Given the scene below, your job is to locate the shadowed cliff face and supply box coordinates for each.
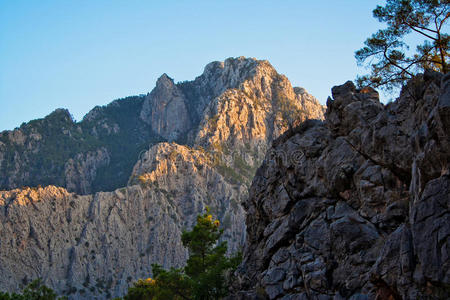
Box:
[232,71,450,300]
[0,57,324,299]
[140,73,192,142]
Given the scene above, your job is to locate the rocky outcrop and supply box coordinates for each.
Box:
[129,142,248,255]
[140,74,192,141]
[0,57,324,299]
[234,71,449,299]
[64,148,110,195]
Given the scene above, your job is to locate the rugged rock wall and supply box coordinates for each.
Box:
[234,71,449,299]
[140,73,192,141]
[0,185,185,299]
[0,57,324,299]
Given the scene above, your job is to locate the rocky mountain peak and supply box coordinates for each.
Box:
[202,56,261,77]
[48,108,73,121]
[140,56,324,145]
[140,72,192,141]
[155,73,175,88]
[197,57,276,94]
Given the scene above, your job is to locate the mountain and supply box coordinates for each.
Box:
[231,71,449,299]
[0,58,323,195]
[0,57,325,299]
[0,98,160,194]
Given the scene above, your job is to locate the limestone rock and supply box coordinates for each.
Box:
[234,72,450,299]
[0,57,324,299]
[140,74,192,141]
[64,148,110,195]
[0,185,187,299]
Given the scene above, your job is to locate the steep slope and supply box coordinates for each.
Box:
[0,57,323,196]
[0,57,325,299]
[0,97,161,194]
[233,71,449,299]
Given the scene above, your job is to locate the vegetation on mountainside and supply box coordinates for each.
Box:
[121,209,241,300]
[0,211,241,300]
[0,96,162,193]
[277,97,307,129]
[356,0,449,92]
[0,279,67,300]
[84,97,163,192]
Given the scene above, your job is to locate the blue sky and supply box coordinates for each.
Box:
[0,0,386,131]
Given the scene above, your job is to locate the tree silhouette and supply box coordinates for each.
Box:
[0,279,67,300]
[356,0,449,91]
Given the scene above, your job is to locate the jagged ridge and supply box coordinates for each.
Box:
[232,71,450,299]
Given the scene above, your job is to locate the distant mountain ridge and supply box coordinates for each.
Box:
[0,96,158,194]
[0,57,324,195]
[0,57,324,299]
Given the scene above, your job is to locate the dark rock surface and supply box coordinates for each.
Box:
[234,72,450,299]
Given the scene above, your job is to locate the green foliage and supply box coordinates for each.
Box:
[122,208,241,300]
[85,97,163,192]
[0,279,67,300]
[0,96,163,193]
[356,0,449,92]
[123,278,160,300]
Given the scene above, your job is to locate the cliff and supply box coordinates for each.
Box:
[0,57,324,299]
[233,71,449,299]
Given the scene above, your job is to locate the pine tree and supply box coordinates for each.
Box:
[122,208,241,300]
[355,0,449,92]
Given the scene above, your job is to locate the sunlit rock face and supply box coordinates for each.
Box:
[0,57,324,299]
[231,71,450,300]
[0,57,323,195]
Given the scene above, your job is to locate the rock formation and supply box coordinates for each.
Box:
[233,71,449,299]
[0,57,324,299]
[140,73,192,141]
[0,57,324,196]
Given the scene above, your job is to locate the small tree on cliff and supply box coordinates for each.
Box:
[123,208,241,300]
[355,0,449,91]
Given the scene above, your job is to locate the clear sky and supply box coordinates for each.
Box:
[0,0,386,131]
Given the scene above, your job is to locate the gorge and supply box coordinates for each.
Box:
[0,57,324,299]
[0,58,448,300]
